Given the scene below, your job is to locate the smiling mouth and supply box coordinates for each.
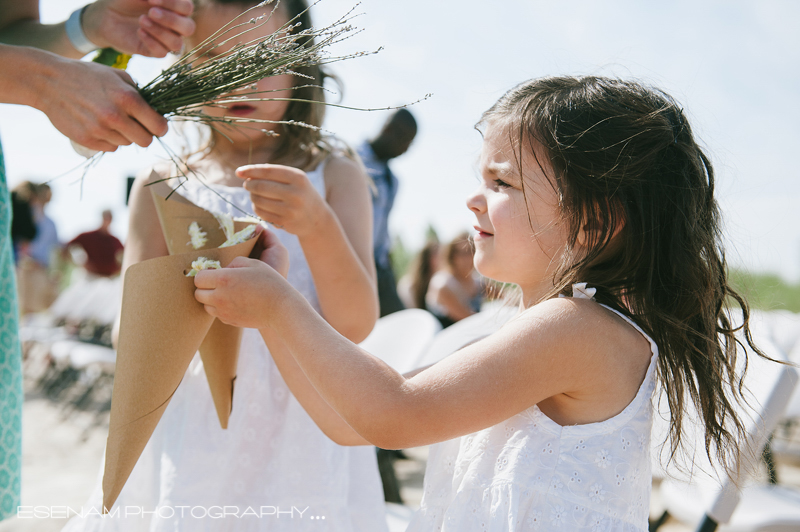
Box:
[474,226,494,237]
[226,104,257,116]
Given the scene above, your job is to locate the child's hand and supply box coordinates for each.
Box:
[252,225,289,279]
[194,257,289,329]
[237,164,332,239]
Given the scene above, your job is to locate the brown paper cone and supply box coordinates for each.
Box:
[149,176,253,429]
[103,216,257,512]
[198,319,242,429]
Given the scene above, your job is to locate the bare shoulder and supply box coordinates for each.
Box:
[507,296,653,392]
[321,151,369,192]
[519,297,654,424]
[518,297,649,352]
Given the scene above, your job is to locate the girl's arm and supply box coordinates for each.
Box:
[195,261,644,450]
[260,324,371,446]
[238,154,378,342]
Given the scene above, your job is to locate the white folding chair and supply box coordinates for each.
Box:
[654,335,799,532]
[415,303,518,369]
[358,309,442,374]
[68,344,117,411]
[385,502,415,532]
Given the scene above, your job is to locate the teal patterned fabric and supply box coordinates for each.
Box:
[0,138,22,521]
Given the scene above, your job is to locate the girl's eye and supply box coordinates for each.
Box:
[494,179,511,189]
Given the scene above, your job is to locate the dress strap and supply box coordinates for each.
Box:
[563,283,659,359]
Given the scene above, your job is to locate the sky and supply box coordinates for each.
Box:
[2,0,799,279]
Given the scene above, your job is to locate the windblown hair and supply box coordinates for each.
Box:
[479,76,766,474]
[198,0,333,167]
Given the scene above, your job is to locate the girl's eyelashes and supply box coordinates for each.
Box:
[493,178,512,189]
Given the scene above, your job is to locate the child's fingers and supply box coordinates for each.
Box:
[250,199,288,226]
[256,229,290,278]
[243,177,292,201]
[193,270,217,290]
[236,164,300,185]
[227,256,260,269]
[194,287,214,306]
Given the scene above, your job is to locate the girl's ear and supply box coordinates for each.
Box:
[576,200,626,250]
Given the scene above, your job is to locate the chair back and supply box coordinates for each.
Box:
[415,303,517,368]
[358,309,442,374]
[657,334,798,526]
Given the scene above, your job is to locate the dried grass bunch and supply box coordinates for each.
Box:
[139,0,370,134]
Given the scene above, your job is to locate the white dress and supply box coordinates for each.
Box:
[406,285,658,532]
[63,161,388,532]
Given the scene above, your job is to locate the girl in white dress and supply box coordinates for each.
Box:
[194,76,769,531]
[64,1,387,530]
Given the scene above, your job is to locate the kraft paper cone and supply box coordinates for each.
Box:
[198,319,242,429]
[103,179,258,511]
[149,175,251,430]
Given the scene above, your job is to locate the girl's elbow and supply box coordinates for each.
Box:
[346,318,377,344]
[354,408,416,450]
[339,305,379,344]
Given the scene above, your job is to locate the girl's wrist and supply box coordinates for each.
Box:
[296,203,337,246]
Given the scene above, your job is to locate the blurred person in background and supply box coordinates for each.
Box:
[358,109,418,317]
[17,182,61,314]
[397,237,440,310]
[65,209,123,278]
[0,0,195,521]
[9,180,37,263]
[426,231,484,328]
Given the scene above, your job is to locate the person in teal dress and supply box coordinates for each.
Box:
[0,138,23,521]
[0,0,196,520]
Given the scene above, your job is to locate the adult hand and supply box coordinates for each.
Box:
[34,54,168,152]
[237,164,333,239]
[83,0,195,58]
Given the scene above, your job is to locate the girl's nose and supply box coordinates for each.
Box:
[466,186,486,214]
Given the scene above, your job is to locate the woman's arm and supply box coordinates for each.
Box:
[195,262,637,450]
[0,44,167,151]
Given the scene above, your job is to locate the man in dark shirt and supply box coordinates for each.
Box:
[67,209,123,277]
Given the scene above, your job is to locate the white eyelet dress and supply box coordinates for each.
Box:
[63,162,388,532]
[406,284,659,532]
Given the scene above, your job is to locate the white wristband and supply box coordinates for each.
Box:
[65,6,99,55]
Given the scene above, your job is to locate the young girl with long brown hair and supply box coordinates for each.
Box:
[195,75,766,531]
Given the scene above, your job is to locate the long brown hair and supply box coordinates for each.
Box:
[479,76,767,474]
